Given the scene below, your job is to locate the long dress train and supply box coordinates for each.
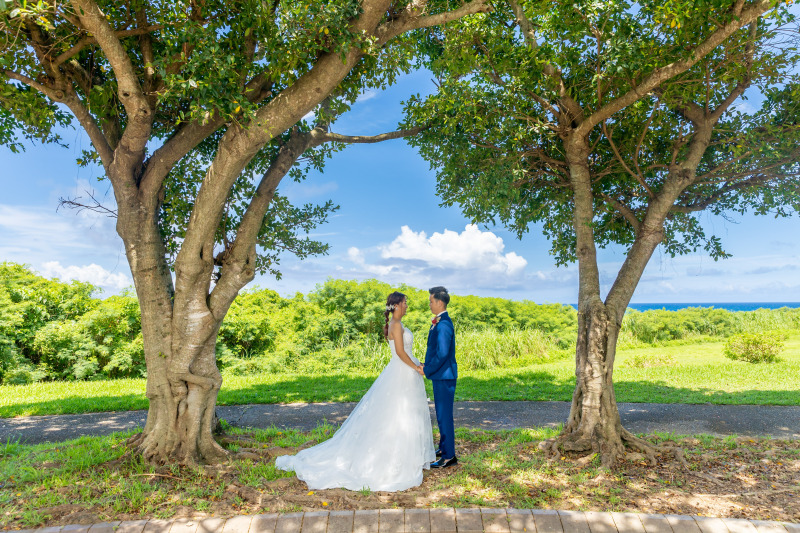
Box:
[275,325,435,491]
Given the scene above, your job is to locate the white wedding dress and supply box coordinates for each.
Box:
[275,325,435,491]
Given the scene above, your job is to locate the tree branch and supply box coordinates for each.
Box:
[508,0,537,46]
[62,92,115,168]
[710,23,758,123]
[671,174,779,212]
[310,126,424,144]
[601,121,653,197]
[508,0,576,120]
[134,8,158,108]
[138,75,273,204]
[377,0,492,45]
[58,189,118,218]
[601,194,642,233]
[208,121,424,315]
[70,0,152,160]
[633,95,662,183]
[51,24,166,67]
[579,0,777,135]
[208,129,311,318]
[3,69,55,97]
[658,87,707,126]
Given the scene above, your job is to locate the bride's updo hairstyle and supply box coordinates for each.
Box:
[383,291,406,341]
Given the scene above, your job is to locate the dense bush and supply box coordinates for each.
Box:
[619,306,800,347]
[723,331,787,363]
[0,262,98,384]
[2,263,799,383]
[620,307,737,345]
[30,294,145,381]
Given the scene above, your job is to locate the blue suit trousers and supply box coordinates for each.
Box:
[432,378,457,459]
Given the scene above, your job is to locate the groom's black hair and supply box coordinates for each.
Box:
[429,286,450,306]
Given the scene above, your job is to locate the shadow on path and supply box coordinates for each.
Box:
[1,401,797,444]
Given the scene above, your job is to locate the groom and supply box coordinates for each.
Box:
[423,286,458,468]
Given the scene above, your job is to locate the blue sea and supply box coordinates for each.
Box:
[626,302,800,312]
[564,302,800,311]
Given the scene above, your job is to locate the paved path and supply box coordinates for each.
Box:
[2,401,799,444]
[3,508,798,533]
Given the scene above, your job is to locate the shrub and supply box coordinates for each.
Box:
[723,331,786,363]
[30,295,144,381]
[621,307,737,344]
[733,308,800,333]
[218,288,283,358]
[0,262,97,360]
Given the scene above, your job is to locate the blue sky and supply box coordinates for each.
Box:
[1,68,799,304]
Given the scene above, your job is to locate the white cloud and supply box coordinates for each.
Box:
[0,204,118,263]
[0,203,129,294]
[380,225,527,275]
[356,89,379,103]
[344,225,529,291]
[40,261,132,292]
[347,246,364,263]
[731,100,757,115]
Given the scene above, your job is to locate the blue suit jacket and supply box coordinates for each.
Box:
[424,312,457,381]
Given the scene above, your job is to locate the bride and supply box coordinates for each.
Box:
[274,291,436,491]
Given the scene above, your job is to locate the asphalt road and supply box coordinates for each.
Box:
[1,401,798,444]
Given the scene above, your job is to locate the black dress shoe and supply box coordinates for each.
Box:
[430,456,458,468]
[435,449,443,458]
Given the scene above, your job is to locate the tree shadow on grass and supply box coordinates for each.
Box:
[0,394,148,418]
[219,369,800,406]
[3,369,798,420]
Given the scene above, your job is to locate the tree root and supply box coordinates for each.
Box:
[539,426,691,468]
[126,433,144,447]
[537,437,562,458]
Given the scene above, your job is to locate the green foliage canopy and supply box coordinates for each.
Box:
[403,0,800,265]
[0,0,490,282]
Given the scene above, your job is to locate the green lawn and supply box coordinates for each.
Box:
[2,336,799,418]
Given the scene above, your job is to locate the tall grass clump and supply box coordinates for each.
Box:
[455,327,569,370]
[620,307,736,346]
[731,308,800,334]
[619,306,800,348]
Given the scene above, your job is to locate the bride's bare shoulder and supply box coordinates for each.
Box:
[387,319,403,340]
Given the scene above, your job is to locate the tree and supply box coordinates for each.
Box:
[404,0,799,465]
[0,0,490,464]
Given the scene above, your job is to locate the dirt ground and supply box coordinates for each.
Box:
[6,433,798,530]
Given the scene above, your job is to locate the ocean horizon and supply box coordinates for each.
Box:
[568,302,800,312]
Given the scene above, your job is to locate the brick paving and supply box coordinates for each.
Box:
[4,509,798,533]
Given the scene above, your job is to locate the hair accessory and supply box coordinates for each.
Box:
[386,304,395,312]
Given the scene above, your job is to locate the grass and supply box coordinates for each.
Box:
[1,335,799,418]
[1,426,798,528]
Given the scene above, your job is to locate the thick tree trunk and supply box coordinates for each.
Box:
[547,134,660,467]
[117,193,230,465]
[562,298,627,465]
